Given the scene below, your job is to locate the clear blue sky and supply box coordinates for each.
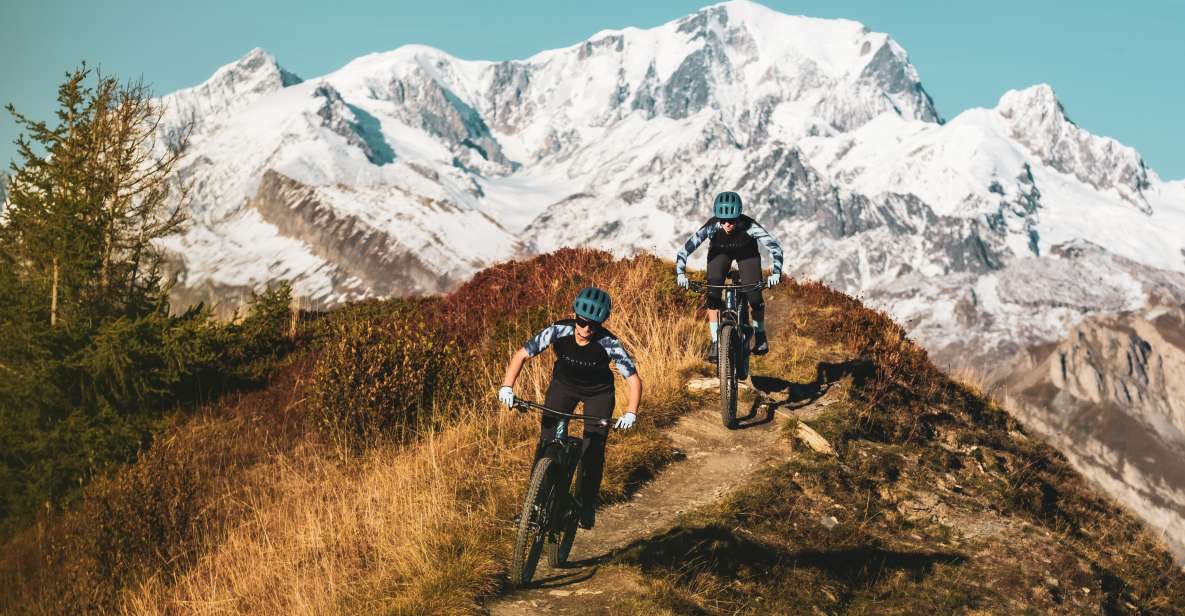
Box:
[2,0,1182,179]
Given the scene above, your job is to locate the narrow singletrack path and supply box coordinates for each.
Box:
[487,385,817,615]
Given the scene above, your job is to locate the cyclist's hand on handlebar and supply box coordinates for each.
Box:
[614,412,637,430]
[766,272,781,288]
[498,386,515,408]
[676,273,689,289]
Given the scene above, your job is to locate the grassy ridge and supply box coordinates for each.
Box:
[4,252,1183,614]
[610,281,1185,614]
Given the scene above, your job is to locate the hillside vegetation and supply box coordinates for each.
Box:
[610,280,1185,614]
[2,250,1183,614]
[1,250,702,614]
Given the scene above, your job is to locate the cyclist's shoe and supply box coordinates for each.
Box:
[512,513,521,526]
[752,331,769,355]
[705,340,718,362]
[579,504,596,530]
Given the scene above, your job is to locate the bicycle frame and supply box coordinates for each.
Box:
[688,273,764,365]
[511,397,612,523]
[507,396,617,584]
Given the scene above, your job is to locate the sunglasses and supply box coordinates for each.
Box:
[574,316,600,328]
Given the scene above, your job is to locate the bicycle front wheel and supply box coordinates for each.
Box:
[511,456,558,587]
[546,466,581,567]
[718,324,739,429]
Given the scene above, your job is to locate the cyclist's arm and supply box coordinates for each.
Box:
[523,322,571,357]
[747,221,784,273]
[600,337,641,415]
[675,220,717,276]
[624,373,642,415]
[500,347,530,389]
[503,323,570,387]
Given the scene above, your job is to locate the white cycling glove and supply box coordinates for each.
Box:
[614,412,637,430]
[676,273,689,289]
[766,272,781,287]
[498,386,515,408]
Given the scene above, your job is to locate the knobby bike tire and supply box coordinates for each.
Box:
[546,464,581,568]
[719,324,738,429]
[510,456,557,587]
[736,328,750,381]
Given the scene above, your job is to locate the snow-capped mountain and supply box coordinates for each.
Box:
[158,1,1183,311]
[159,1,952,308]
[154,1,1185,557]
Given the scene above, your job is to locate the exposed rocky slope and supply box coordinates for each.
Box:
[1000,304,1185,560]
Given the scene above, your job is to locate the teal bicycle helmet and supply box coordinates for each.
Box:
[713,191,743,220]
[573,286,612,323]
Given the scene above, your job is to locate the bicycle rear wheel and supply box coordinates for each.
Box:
[546,466,580,567]
[718,324,739,429]
[511,456,558,587]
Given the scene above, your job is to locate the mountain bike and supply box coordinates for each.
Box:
[688,273,766,429]
[508,397,613,587]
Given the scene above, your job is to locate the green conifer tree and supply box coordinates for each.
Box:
[0,66,194,533]
[2,65,190,328]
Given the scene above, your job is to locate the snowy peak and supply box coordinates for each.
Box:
[997,83,1066,126]
[996,84,1150,209]
[683,1,939,123]
[691,0,873,74]
[190,47,302,101]
[161,48,302,130]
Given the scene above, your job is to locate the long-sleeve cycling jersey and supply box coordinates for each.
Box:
[674,215,784,276]
[523,319,638,395]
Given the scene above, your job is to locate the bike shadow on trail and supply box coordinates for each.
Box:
[613,524,965,588]
[741,358,876,428]
[516,550,618,588]
[524,565,600,588]
[531,524,966,590]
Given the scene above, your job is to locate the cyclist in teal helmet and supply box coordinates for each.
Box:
[675,191,784,359]
[498,286,642,529]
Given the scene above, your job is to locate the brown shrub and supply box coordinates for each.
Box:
[438,248,619,343]
[306,304,468,449]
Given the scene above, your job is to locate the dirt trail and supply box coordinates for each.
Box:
[487,385,813,615]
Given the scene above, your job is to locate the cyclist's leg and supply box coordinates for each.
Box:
[575,388,614,528]
[705,251,732,346]
[533,379,581,463]
[738,255,769,353]
[738,255,764,324]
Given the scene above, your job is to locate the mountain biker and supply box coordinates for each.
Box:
[675,191,784,359]
[497,286,642,530]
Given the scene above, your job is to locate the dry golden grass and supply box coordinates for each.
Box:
[117,254,703,615]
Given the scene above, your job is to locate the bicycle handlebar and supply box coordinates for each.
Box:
[686,279,767,292]
[511,398,612,429]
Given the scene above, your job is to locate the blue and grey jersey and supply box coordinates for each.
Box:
[674,215,784,275]
[524,319,638,393]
